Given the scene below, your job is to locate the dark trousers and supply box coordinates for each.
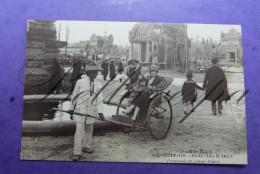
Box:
[103,74,107,80]
[211,100,223,113]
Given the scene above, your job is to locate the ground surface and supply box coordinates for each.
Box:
[21,71,247,163]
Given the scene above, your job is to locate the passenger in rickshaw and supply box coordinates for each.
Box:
[123,65,164,121]
[123,76,148,117]
[126,59,141,86]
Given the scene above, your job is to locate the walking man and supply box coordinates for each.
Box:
[70,57,84,90]
[203,58,230,115]
[109,60,116,80]
[117,59,124,82]
[69,62,105,161]
[101,59,109,81]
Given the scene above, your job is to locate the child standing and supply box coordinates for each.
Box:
[182,72,204,115]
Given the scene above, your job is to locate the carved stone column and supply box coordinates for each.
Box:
[129,42,133,59]
[138,43,142,62]
[165,43,168,70]
[174,43,177,70]
[146,42,150,62]
[151,42,154,63]
[235,52,238,63]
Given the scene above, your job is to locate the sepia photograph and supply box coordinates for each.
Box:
[20,20,247,164]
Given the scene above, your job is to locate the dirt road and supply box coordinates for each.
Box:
[21,72,247,163]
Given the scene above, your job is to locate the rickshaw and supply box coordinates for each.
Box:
[115,77,173,140]
[53,76,173,140]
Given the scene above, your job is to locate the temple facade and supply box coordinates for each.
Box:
[220,28,243,65]
[24,20,67,120]
[128,23,188,71]
[25,20,66,94]
[89,33,115,54]
[26,20,66,62]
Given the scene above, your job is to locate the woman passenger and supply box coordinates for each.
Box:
[123,65,164,121]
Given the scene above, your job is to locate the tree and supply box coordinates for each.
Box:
[97,36,104,49]
[84,41,92,58]
[80,47,84,55]
[101,43,109,55]
[112,45,120,55]
[107,34,114,46]
[158,39,165,63]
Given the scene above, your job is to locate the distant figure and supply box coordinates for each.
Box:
[182,72,204,115]
[101,59,109,81]
[109,60,116,80]
[48,57,63,94]
[126,60,141,86]
[95,55,98,63]
[117,60,124,82]
[91,55,95,61]
[70,58,84,90]
[203,58,230,115]
[117,60,124,74]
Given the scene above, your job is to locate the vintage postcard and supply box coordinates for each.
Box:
[21,20,247,164]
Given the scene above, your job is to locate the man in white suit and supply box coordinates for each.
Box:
[69,62,105,161]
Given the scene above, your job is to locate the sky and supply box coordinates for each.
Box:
[55,21,242,46]
[55,21,136,46]
[187,23,241,42]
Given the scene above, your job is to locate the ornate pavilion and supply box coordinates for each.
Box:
[128,23,188,71]
[220,28,243,65]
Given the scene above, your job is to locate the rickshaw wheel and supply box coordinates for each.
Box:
[147,94,173,140]
[116,94,135,133]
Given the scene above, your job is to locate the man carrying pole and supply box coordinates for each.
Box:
[68,62,105,161]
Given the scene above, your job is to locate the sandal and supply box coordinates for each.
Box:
[122,111,129,115]
[72,155,81,162]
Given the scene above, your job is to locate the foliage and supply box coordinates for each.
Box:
[189,36,225,62]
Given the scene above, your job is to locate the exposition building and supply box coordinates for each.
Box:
[220,28,243,65]
[128,23,188,71]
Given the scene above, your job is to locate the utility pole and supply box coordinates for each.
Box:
[57,21,62,66]
[185,23,188,74]
[58,21,61,41]
[64,21,69,67]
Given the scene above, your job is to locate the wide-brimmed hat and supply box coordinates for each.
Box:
[150,65,159,73]
[85,61,103,71]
